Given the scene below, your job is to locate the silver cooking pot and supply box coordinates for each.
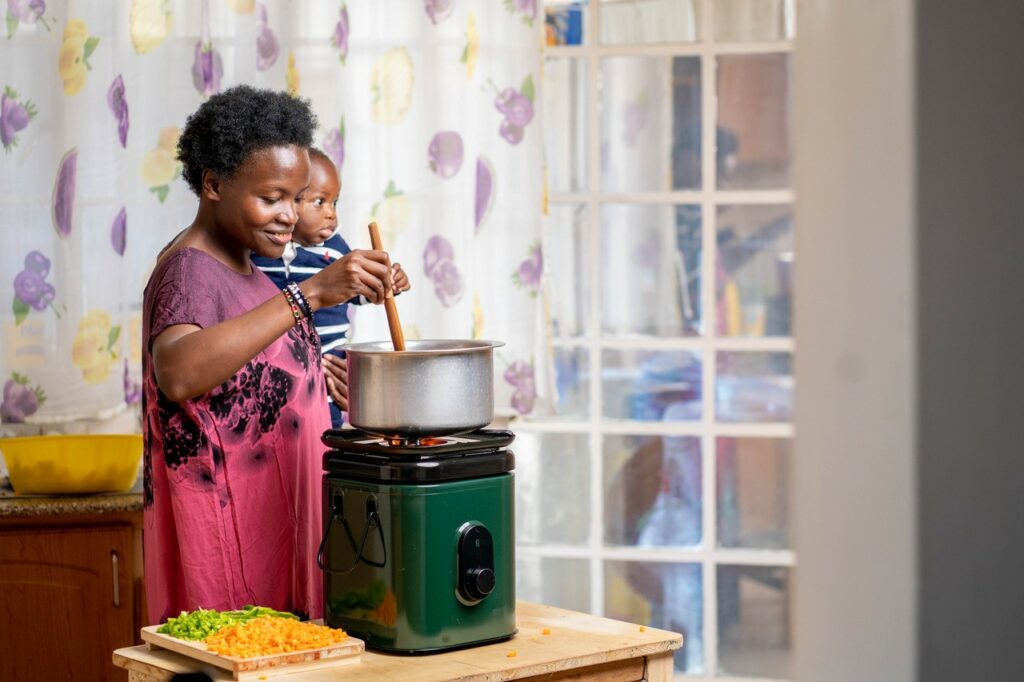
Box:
[345,339,504,439]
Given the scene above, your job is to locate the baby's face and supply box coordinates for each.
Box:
[294,157,340,246]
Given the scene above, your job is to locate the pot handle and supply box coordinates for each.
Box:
[317,492,388,575]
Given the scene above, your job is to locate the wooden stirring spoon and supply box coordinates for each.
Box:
[368,221,406,351]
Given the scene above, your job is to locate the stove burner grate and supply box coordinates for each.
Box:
[321,428,515,458]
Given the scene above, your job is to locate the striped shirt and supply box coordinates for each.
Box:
[252,233,359,356]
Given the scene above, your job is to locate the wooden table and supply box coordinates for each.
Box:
[113,601,682,681]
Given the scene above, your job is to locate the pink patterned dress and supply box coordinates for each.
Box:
[142,247,328,623]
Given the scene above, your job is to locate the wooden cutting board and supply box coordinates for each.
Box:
[140,625,363,680]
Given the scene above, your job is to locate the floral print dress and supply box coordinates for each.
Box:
[141,247,328,623]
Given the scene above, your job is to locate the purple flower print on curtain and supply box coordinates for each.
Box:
[493,74,535,145]
[333,5,349,64]
[107,75,129,147]
[123,360,141,405]
[475,156,495,232]
[423,236,465,308]
[512,242,542,294]
[256,3,278,70]
[6,0,51,38]
[0,372,47,423]
[504,360,536,414]
[323,117,345,172]
[110,207,126,256]
[12,250,58,326]
[504,0,537,27]
[52,147,76,238]
[428,130,463,178]
[192,41,222,97]
[425,0,454,25]
[1,86,36,151]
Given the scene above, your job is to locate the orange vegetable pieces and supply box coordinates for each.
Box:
[506,650,517,658]
[203,616,347,658]
[541,628,551,635]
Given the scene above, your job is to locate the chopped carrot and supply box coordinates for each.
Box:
[507,650,517,658]
[639,625,647,632]
[204,616,347,658]
[541,628,551,635]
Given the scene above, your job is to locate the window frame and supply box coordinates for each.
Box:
[518,1,796,680]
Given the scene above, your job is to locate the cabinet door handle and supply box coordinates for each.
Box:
[110,550,120,607]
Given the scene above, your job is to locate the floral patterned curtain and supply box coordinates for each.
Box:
[1,0,548,428]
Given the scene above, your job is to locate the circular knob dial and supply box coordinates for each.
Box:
[465,567,495,601]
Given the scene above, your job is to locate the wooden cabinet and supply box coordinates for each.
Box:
[0,511,144,682]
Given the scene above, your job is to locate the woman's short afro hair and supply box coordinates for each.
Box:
[177,85,317,195]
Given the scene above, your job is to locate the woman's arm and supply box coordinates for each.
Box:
[153,249,391,401]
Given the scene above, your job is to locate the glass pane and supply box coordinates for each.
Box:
[600,204,702,337]
[544,57,588,192]
[514,432,590,546]
[605,561,704,674]
[717,205,794,337]
[602,350,702,421]
[553,346,589,418]
[716,54,792,190]
[714,0,796,42]
[518,556,590,612]
[546,204,589,337]
[600,0,701,45]
[717,438,790,549]
[716,352,792,422]
[602,57,702,192]
[717,565,793,679]
[604,435,702,547]
[545,2,588,46]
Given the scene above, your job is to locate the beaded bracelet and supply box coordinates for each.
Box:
[281,287,304,325]
[286,281,314,320]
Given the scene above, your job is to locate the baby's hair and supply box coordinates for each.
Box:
[177,85,317,195]
[308,147,336,168]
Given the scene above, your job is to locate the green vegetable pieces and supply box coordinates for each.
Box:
[157,605,299,640]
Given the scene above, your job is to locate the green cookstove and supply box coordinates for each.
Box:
[318,429,516,653]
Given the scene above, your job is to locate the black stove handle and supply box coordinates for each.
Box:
[317,492,387,575]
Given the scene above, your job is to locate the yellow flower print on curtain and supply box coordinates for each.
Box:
[371,48,414,125]
[367,180,410,244]
[129,0,173,54]
[141,127,181,203]
[462,12,479,80]
[228,0,256,14]
[286,50,300,96]
[71,310,120,385]
[58,20,99,96]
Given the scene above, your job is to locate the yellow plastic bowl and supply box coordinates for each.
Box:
[0,434,143,495]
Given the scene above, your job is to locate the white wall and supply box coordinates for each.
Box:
[793,1,917,680]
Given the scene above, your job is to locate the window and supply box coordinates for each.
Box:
[516,1,795,679]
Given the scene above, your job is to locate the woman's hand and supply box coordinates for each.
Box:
[323,353,348,412]
[301,249,392,309]
[391,263,411,295]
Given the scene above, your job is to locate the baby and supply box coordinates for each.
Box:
[253,148,410,427]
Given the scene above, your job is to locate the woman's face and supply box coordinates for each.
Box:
[208,145,311,259]
[293,156,341,246]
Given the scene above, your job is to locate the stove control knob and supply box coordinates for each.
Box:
[467,567,495,599]
[458,524,496,605]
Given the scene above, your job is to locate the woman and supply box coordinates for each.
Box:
[142,86,392,622]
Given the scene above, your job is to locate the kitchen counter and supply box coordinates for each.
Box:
[0,475,143,517]
[113,601,683,681]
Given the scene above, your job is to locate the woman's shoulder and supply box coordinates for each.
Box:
[146,247,237,299]
[150,246,207,283]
